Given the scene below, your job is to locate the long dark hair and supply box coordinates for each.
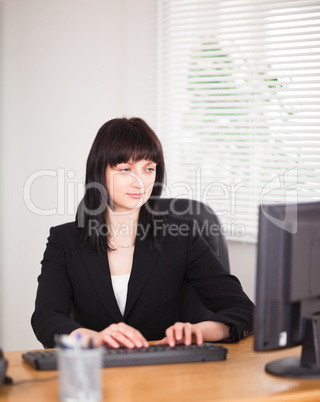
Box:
[76,117,166,252]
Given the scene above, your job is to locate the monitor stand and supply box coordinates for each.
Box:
[265,314,320,379]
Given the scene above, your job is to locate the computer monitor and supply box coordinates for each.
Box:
[254,201,320,378]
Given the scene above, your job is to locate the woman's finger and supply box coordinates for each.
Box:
[101,331,122,348]
[183,323,193,345]
[116,323,149,348]
[173,322,184,342]
[165,322,204,346]
[107,330,136,349]
[165,325,176,347]
[99,323,148,348]
[166,322,186,346]
[154,337,168,345]
[191,324,204,345]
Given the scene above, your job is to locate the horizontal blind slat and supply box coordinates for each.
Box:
[158,0,320,242]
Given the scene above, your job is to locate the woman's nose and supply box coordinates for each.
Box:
[131,172,144,189]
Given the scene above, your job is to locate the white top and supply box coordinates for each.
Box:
[110,274,130,316]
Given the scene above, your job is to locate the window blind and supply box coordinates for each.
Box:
[157,0,320,242]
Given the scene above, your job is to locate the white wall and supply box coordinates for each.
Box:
[0,0,255,351]
[0,0,158,351]
[124,0,157,125]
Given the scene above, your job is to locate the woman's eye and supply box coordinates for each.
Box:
[120,168,131,173]
[146,168,155,173]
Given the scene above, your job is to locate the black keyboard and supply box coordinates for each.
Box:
[22,343,227,370]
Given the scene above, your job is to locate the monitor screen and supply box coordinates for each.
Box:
[254,201,320,378]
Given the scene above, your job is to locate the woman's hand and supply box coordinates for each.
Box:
[156,321,230,347]
[96,322,149,349]
[70,323,149,349]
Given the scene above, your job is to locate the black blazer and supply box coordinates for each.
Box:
[31,215,254,348]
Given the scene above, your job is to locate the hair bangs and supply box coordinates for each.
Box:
[108,125,162,167]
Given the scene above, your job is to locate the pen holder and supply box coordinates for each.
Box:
[57,347,103,401]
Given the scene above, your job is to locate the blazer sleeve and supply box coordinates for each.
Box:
[185,230,254,342]
[31,226,82,348]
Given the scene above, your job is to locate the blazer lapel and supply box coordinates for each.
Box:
[124,234,159,319]
[80,244,123,322]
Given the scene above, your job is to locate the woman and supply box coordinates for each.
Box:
[31,117,254,349]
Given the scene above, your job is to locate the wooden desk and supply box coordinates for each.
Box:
[1,337,320,402]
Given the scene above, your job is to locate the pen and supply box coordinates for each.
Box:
[88,337,95,349]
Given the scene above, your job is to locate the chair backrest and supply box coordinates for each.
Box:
[157,198,230,271]
[157,198,231,323]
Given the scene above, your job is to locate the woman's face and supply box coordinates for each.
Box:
[105,159,157,213]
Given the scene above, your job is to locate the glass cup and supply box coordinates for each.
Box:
[57,347,103,401]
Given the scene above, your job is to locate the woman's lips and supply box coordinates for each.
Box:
[127,193,144,199]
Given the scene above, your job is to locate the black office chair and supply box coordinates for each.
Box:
[157,198,230,323]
